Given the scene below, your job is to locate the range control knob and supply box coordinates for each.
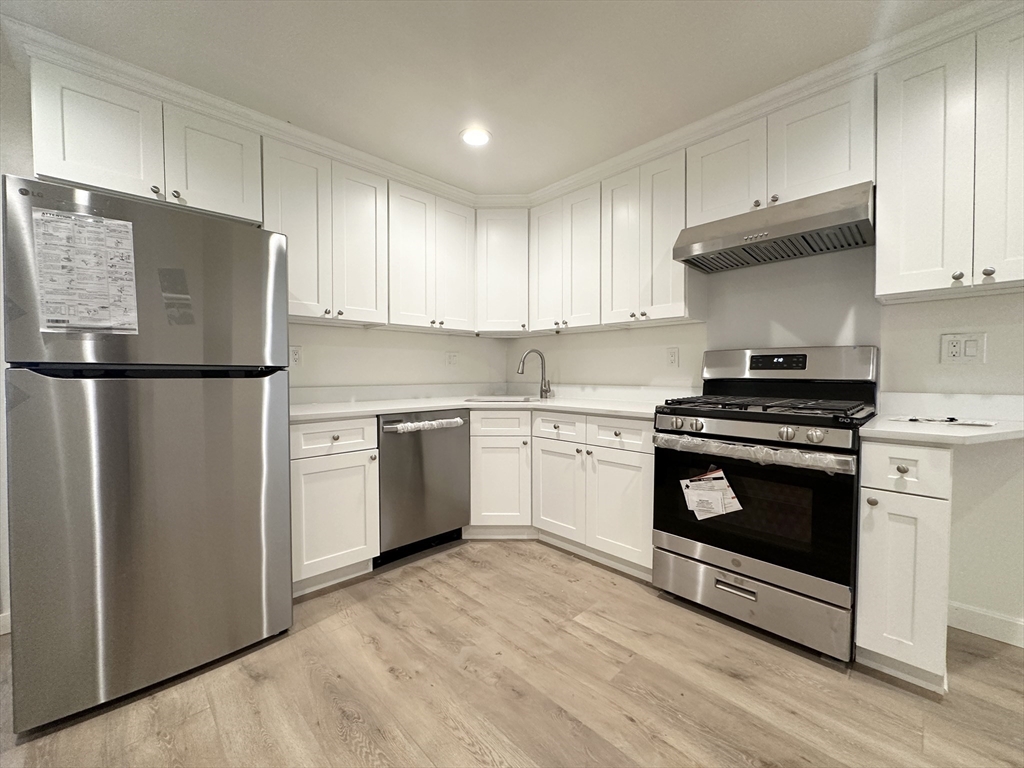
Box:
[671,416,684,430]
[691,419,705,432]
[806,428,825,444]
[778,426,796,441]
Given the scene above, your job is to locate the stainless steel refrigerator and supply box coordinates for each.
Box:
[2,176,292,732]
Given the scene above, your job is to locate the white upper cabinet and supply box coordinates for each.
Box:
[529,198,564,332]
[766,76,875,205]
[601,167,642,324]
[263,138,333,319]
[975,14,1024,285]
[435,197,477,331]
[477,208,529,332]
[32,59,165,199]
[162,104,262,221]
[332,163,388,323]
[876,35,977,297]
[686,118,767,226]
[561,184,602,329]
[388,182,437,328]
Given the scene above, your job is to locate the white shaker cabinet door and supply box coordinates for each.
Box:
[435,197,477,331]
[976,14,1024,285]
[332,163,388,323]
[532,438,586,543]
[263,138,333,319]
[766,76,875,205]
[585,446,654,568]
[561,183,602,329]
[290,450,381,581]
[876,35,976,297]
[529,198,564,332]
[31,59,165,200]
[470,436,532,526]
[601,167,641,324]
[162,104,263,221]
[388,182,436,328]
[476,209,529,332]
[856,489,950,680]
[685,118,767,226]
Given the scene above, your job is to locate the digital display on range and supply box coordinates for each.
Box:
[750,354,808,370]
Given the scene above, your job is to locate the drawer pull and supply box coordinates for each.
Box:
[895,464,910,475]
[553,424,560,430]
[586,450,593,456]
[576,448,583,454]
[714,579,757,601]
[614,430,622,437]
[370,454,377,461]
[866,497,879,506]
[331,434,340,441]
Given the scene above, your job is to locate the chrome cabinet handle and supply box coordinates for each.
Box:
[438,320,444,326]
[982,267,996,277]
[614,430,622,437]
[331,434,340,441]
[521,323,526,329]
[629,312,637,318]
[753,199,761,208]
[323,308,331,315]
[171,190,181,199]
[430,319,436,325]
[370,454,377,461]
[337,310,344,316]
[896,464,910,475]
[770,194,779,203]
[866,497,879,506]
[586,449,593,456]
[150,185,161,194]
[523,440,528,446]
[553,424,560,430]
[639,311,647,317]
[952,271,965,281]
[576,447,583,454]
[562,320,568,326]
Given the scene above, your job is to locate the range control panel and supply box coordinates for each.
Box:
[749,353,808,371]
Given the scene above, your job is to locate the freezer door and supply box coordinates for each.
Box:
[5,368,292,732]
[3,175,287,367]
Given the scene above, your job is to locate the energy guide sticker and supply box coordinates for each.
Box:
[32,207,139,334]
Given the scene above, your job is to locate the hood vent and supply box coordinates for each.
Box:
[674,181,874,274]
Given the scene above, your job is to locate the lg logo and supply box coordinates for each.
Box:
[18,188,44,197]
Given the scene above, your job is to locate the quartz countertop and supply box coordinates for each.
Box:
[861,415,1024,446]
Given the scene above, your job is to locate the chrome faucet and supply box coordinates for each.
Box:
[517,348,552,399]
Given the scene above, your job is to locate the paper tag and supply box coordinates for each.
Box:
[683,487,726,520]
[682,468,743,520]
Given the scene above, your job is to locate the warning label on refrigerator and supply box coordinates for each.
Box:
[31,207,139,334]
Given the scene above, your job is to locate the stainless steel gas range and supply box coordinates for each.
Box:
[651,346,878,661]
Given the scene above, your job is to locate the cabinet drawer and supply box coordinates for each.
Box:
[470,410,531,436]
[290,418,377,459]
[861,442,952,500]
[533,411,586,444]
[586,415,654,454]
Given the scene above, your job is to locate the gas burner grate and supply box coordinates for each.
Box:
[664,395,868,417]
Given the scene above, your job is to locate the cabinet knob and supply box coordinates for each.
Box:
[982,267,996,277]
[614,430,622,437]
[521,323,527,329]
[324,308,331,315]
[331,434,340,441]
[895,464,910,475]
[770,194,779,203]
[753,199,761,208]
[171,190,181,199]
[562,320,568,326]
[952,271,965,281]
[629,312,637,318]
[523,440,528,446]
[586,449,593,456]
[639,311,647,317]
[576,447,583,454]
[553,424,560,430]
[430,319,436,325]
[150,185,161,195]
[866,497,879,506]
[554,321,560,327]
[438,320,444,326]
[370,454,377,461]
[337,310,344,316]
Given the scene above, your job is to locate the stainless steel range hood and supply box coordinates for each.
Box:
[674,181,874,274]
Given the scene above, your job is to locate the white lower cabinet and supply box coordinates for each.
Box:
[471,436,531,526]
[532,438,587,542]
[585,446,654,568]
[290,448,380,581]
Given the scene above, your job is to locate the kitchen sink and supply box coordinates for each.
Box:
[464,396,540,402]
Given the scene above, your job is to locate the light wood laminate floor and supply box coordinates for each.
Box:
[1,540,1022,767]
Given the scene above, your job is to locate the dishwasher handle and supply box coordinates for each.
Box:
[382,416,465,434]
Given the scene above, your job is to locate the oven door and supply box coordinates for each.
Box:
[653,433,857,604]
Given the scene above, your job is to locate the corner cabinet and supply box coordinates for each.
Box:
[476,208,529,333]
[471,436,532,526]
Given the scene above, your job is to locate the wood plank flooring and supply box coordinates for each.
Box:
[1,540,1021,767]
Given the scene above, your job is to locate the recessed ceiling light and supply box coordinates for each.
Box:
[461,128,491,147]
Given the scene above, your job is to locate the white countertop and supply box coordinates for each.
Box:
[861,415,1024,446]
[290,396,660,424]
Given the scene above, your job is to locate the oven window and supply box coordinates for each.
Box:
[713,474,813,550]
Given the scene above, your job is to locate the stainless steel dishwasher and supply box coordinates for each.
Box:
[378,409,471,555]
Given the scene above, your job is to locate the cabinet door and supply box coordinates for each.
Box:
[162,104,263,221]
[476,209,529,332]
[290,450,380,581]
[435,197,477,331]
[685,118,767,226]
[332,163,388,323]
[856,489,950,678]
[640,150,702,320]
[562,184,602,329]
[876,35,976,297]
[601,168,641,324]
[471,436,531,526]
[31,59,164,199]
[976,14,1024,285]
[263,138,333,319]
[529,199,564,332]
[532,437,586,543]
[585,447,654,567]
[388,182,436,328]
[766,76,875,205]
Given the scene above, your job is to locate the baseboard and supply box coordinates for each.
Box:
[948,601,1024,648]
[462,525,539,540]
[0,612,9,635]
[537,531,653,582]
[292,560,373,598]
[855,646,948,695]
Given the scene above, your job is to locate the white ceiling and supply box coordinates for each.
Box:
[1,0,965,195]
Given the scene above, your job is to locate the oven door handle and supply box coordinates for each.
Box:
[652,433,856,476]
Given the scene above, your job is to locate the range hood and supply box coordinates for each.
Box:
[674,181,874,274]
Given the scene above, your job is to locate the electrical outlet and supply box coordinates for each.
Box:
[667,347,679,368]
[941,333,986,365]
[445,351,459,367]
[289,346,302,366]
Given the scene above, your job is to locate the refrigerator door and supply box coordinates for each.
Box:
[5,368,292,732]
[3,176,287,367]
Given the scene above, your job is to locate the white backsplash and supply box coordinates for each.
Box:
[878,392,1024,421]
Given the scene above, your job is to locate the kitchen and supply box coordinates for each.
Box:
[1,0,1022,765]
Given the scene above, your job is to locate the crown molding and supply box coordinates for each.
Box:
[2,1,1020,211]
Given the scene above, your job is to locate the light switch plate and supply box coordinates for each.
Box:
[667,347,679,367]
[940,333,986,364]
[289,346,302,365]
[445,351,459,367]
